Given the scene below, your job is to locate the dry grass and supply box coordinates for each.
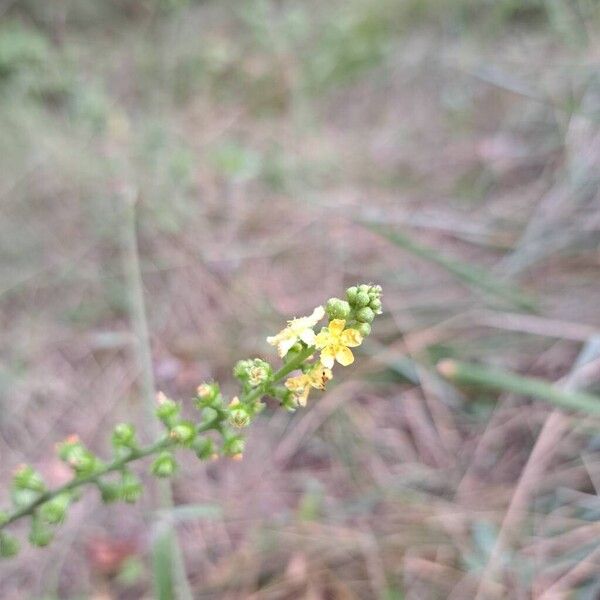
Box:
[1,1,600,598]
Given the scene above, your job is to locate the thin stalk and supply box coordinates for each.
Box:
[437,360,600,414]
[1,419,212,530]
[0,347,312,532]
[121,194,192,600]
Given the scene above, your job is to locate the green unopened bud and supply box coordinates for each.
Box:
[227,398,251,428]
[356,307,375,324]
[196,382,219,406]
[370,298,382,313]
[120,471,143,503]
[355,291,370,308]
[98,481,121,504]
[248,359,271,387]
[0,532,19,558]
[57,437,101,476]
[170,421,196,445]
[112,423,137,450]
[151,452,177,478]
[357,322,371,337]
[326,298,351,320]
[192,436,215,460]
[40,493,71,525]
[358,284,370,293]
[155,392,180,428]
[13,465,45,493]
[346,286,358,303]
[234,359,271,387]
[29,515,53,547]
[223,435,245,458]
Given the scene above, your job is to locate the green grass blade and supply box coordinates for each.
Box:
[365,223,537,312]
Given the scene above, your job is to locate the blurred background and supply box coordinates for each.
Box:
[1,0,600,598]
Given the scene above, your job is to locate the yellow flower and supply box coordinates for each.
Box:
[267,305,325,358]
[315,319,362,368]
[285,363,333,407]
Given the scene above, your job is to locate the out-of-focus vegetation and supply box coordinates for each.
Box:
[1,0,600,598]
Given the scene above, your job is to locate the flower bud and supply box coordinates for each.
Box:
[170,421,197,445]
[0,532,19,558]
[356,307,375,324]
[151,452,177,478]
[326,298,351,320]
[223,435,245,458]
[228,398,251,428]
[234,359,271,387]
[369,298,382,313]
[196,382,219,406]
[155,393,180,428]
[355,291,370,308]
[112,423,137,451]
[98,481,121,504]
[247,359,271,387]
[345,286,358,303]
[57,438,101,476]
[13,465,45,493]
[29,515,53,547]
[357,322,371,337]
[191,436,214,460]
[120,471,143,503]
[358,284,370,294]
[40,493,71,525]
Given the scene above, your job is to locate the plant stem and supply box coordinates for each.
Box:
[0,348,314,531]
[438,359,600,414]
[242,345,315,405]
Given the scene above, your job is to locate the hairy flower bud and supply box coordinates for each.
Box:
[151,452,177,478]
[234,359,272,387]
[40,493,71,525]
[370,298,382,313]
[228,397,251,428]
[112,423,137,451]
[191,436,215,460]
[56,437,101,476]
[155,393,180,428]
[346,286,358,303]
[13,465,45,493]
[196,382,219,406]
[326,297,351,320]
[170,421,196,445]
[29,515,53,547]
[120,471,142,503]
[356,306,375,324]
[356,322,371,337]
[223,435,245,458]
[355,291,370,308]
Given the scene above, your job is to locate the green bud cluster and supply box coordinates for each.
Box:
[234,358,272,388]
[325,283,383,337]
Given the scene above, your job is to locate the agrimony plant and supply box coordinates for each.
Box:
[0,284,382,557]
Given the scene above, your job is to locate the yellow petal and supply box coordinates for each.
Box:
[299,328,316,346]
[320,346,336,369]
[340,328,363,348]
[315,330,331,349]
[336,346,354,366]
[328,319,346,337]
